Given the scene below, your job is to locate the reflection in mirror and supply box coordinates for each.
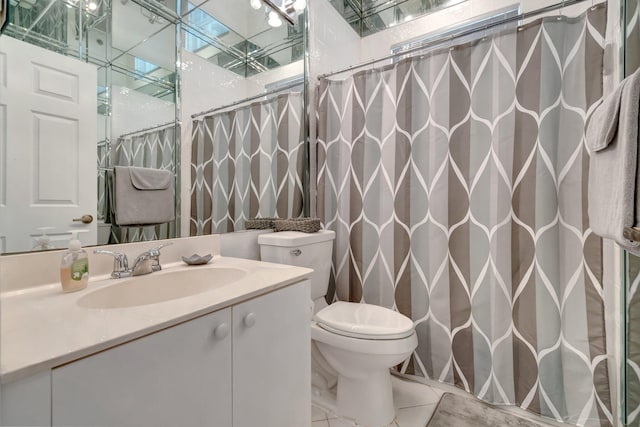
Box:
[181,0,304,76]
[182,0,307,236]
[328,0,466,36]
[102,14,177,245]
[0,0,307,254]
[1,0,105,254]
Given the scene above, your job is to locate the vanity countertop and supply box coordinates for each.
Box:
[1,256,312,384]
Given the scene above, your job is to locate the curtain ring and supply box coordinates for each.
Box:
[557,0,565,20]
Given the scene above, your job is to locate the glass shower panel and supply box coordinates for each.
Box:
[624,1,640,424]
[627,253,640,425]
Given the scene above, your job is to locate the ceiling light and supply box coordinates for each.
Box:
[87,1,98,10]
[267,10,282,27]
[250,0,262,9]
[293,0,305,11]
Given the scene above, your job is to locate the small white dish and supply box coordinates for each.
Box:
[181,254,213,265]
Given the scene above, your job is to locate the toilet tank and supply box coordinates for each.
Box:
[258,230,335,301]
[220,229,273,260]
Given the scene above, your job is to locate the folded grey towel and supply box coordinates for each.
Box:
[114,166,175,226]
[104,169,116,224]
[587,68,640,254]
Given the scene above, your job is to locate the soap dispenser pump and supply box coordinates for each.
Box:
[32,226,55,251]
[60,230,89,293]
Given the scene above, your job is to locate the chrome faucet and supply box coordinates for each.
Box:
[94,242,173,279]
[93,249,131,278]
[130,242,173,276]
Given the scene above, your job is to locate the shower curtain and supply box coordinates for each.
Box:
[190,92,305,234]
[107,124,177,243]
[317,5,611,426]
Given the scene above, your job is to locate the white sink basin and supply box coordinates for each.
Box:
[77,267,247,309]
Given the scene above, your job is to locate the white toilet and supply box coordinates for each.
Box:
[258,230,418,427]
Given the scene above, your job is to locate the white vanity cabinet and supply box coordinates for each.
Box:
[52,307,233,426]
[7,280,313,427]
[233,280,311,426]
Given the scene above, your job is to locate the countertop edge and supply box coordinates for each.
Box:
[1,265,311,385]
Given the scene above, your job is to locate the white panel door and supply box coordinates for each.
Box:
[0,36,97,253]
[233,281,311,427]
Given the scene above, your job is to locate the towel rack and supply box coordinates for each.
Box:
[623,227,640,242]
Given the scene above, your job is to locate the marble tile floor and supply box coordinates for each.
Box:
[311,375,562,427]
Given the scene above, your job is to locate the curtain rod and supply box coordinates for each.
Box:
[190,81,302,119]
[262,0,296,26]
[318,0,598,80]
[119,121,178,138]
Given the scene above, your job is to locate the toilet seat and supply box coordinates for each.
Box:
[314,302,414,340]
[311,322,417,355]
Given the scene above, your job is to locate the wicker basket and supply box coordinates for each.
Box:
[273,218,322,233]
[245,217,277,230]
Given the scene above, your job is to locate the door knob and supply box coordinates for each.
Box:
[243,313,256,328]
[214,323,229,339]
[73,214,94,224]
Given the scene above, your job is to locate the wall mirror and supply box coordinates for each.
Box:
[328,0,465,36]
[0,0,307,254]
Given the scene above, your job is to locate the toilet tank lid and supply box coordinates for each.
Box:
[258,230,335,247]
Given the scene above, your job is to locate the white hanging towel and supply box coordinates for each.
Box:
[586,68,640,254]
[114,166,175,226]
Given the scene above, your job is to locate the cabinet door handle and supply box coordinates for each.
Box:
[214,323,229,339]
[243,313,256,328]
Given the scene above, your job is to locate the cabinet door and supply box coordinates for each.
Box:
[52,308,232,427]
[233,281,311,427]
[0,371,51,426]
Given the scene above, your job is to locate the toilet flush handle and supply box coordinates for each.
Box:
[290,249,302,256]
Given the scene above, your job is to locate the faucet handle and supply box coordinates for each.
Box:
[149,241,173,256]
[93,249,130,278]
[148,242,172,272]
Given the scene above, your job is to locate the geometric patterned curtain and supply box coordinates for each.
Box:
[113,126,176,171]
[190,92,304,235]
[317,5,611,426]
[106,124,177,243]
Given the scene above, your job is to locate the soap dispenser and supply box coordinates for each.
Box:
[60,230,89,293]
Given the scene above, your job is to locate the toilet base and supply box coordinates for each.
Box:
[311,369,396,427]
[311,324,417,426]
[336,369,395,426]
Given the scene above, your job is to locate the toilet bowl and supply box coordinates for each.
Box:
[258,231,417,427]
[312,302,417,426]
